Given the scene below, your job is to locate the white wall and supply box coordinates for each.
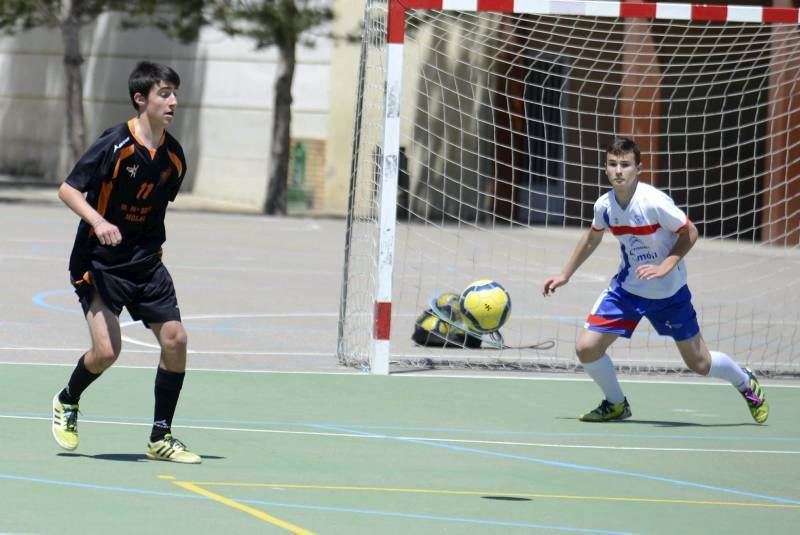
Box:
[322,0,366,216]
[0,12,332,210]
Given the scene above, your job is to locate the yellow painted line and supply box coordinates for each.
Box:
[183,481,800,510]
[157,475,176,480]
[171,480,314,534]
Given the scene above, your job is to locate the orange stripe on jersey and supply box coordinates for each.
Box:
[87,180,115,240]
[96,181,114,217]
[127,118,163,160]
[127,118,144,148]
[89,143,134,238]
[609,223,661,236]
[167,150,183,177]
[112,145,136,179]
[676,219,691,233]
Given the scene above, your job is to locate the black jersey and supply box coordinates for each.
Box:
[66,119,186,280]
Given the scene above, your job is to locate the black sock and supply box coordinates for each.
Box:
[59,354,102,404]
[150,367,185,442]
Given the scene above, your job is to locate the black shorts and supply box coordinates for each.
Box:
[72,258,181,328]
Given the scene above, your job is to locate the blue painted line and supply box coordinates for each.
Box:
[312,424,800,444]
[311,424,800,506]
[32,288,135,321]
[230,497,633,534]
[31,289,76,314]
[0,472,630,533]
[0,473,199,499]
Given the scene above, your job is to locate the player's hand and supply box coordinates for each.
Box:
[542,275,568,297]
[635,263,669,280]
[93,218,122,247]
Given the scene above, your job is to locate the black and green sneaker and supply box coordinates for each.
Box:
[740,368,769,424]
[580,398,632,422]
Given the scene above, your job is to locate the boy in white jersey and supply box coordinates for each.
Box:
[542,138,768,423]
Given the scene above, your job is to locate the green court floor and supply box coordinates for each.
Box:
[2,363,799,534]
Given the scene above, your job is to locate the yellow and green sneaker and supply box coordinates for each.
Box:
[52,394,79,450]
[146,434,201,464]
[580,398,632,422]
[741,368,769,424]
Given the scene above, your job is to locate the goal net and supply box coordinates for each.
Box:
[338,0,800,375]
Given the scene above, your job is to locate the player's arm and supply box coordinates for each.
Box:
[58,182,122,247]
[636,220,697,280]
[542,227,604,296]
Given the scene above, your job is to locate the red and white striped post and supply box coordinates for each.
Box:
[371,2,409,374]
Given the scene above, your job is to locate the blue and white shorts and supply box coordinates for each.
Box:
[585,283,699,341]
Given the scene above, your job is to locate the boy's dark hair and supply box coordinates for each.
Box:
[605,137,641,166]
[128,61,181,111]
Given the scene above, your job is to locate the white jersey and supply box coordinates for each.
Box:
[591,182,690,299]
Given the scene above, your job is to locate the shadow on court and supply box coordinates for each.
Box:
[556,416,760,428]
[57,452,226,462]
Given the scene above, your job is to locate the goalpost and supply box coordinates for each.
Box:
[338,0,800,375]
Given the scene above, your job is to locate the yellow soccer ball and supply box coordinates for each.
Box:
[459,279,511,333]
[431,292,461,323]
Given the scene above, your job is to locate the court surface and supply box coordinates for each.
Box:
[1,201,799,534]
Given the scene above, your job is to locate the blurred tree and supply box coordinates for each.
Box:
[1,0,337,213]
[218,1,334,215]
[142,0,334,214]
[0,0,201,176]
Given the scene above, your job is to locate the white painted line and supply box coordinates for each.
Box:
[0,361,358,374]
[0,348,336,357]
[5,414,798,455]
[1,360,799,386]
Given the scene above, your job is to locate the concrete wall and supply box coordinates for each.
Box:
[0,11,333,211]
[321,0,366,216]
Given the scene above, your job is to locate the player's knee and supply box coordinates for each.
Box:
[160,324,187,354]
[687,357,711,376]
[575,343,602,364]
[91,343,120,368]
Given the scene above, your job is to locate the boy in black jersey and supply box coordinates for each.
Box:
[51,61,200,463]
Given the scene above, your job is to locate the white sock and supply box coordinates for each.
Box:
[583,354,625,404]
[708,350,749,391]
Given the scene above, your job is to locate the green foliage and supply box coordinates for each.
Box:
[129,1,335,49]
[0,0,133,32]
[119,0,212,43]
[215,0,333,50]
[0,1,337,49]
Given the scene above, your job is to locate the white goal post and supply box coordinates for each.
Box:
[338,0,800,375]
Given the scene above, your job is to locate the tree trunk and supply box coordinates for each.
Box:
[264,40,297,215]
[61,16,86,173]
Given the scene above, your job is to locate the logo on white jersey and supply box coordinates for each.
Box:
[113,137,130,153]
[628,236,658,262]
[628,236,645,250]
[126,164,139,178]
